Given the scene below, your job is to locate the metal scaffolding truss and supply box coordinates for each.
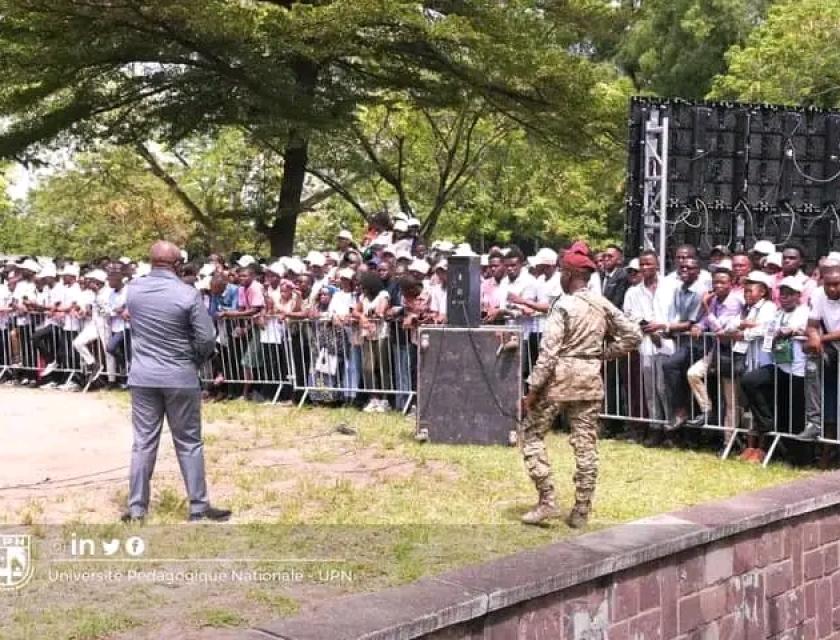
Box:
[641,106,670,273]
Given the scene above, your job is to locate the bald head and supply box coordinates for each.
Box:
[149,241,181,269]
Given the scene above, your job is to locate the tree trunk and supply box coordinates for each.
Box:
[266,58,318,256]
[269,132,309,256]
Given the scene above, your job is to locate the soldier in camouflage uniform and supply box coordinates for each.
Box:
[520,242,642,527]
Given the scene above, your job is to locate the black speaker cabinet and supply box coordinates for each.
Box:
[416,327,521,445]
[447,255,481,327]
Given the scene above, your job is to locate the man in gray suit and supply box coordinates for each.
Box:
[122,241,231,523]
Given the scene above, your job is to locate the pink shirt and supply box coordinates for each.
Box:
[237,280,265,310]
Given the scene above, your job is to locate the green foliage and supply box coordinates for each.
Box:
[618,0,773,99]
[710,0,840,107]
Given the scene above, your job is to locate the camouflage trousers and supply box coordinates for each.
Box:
[520,396,600,509]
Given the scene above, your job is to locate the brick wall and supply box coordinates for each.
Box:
[256,473,840,640]
[426,510,840,640]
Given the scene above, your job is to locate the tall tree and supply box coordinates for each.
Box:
[0,0,620,255]
[709,0,840,107]
[617,0,772,99]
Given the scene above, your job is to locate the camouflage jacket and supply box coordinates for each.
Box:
[527,289,642,402]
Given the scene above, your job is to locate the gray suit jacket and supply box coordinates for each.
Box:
[127,268,216,389]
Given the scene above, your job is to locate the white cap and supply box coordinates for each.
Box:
[393,220,409,233]
[409,259,430,275]
[180,249,188,262]
[371,233,391,248]
[199,263,216,277]
[779,276,805,293]
[237,254,256,268]
[86,269,107,283]
[119,256,132,265]
[382,245,397,257]
[828,252,840,263]
[266,261,286,276]
[407,217,421,228]
[337,267,355,280]
[534,248,559,266]
[285,258,306,274]
[712,259,733,272]
[197,276,212,291]
[745,271,773,288]
[60,264,80,277]
[764,252,783,268]
[308,252,326,268]
[19,259,41,274]
[338,230,354,241]
[527,256,539,268]
[453,243,477,257]
[626,258,641,272]
[396,250,412,262]
[480,254,489,267]
[437,241,454,253]
[393,211,409,222]
[136,263,151,277]
[435,259,448,271]
[751,240,775,255]
[38,264,57,278]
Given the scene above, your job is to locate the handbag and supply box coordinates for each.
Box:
[314,347,338,376]
[772,338,794,365]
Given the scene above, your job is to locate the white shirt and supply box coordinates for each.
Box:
[12,280,37,326]
[0,283,11,330]
[809,288,840,333]
[536,272,563,332]
[499,270,539,334]
[770,305,809,377]
[58,283,84,332]
[328,290,356,317]
[107,286,129,332]
[429,283,447,316]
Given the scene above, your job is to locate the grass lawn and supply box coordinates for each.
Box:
[2,396,815,640]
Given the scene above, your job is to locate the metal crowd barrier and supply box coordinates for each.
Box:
[197,316,417,413]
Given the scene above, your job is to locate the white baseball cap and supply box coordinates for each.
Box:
[393,211,409,222]
[407,217,421,228]
[396,250,412,262]
[409,259,430,275]
[118,256,132,265]
[266,261,287,276]
[60,264,80,277]
[337,267,355,280]
[19,259,41,274]
[338,230,354,241]
[382,245,397,257]
[307,252,326,268]
[764,252,783,268]
[180,249,188,262]
[285,258,306,274]
[435,259,448,272]
[38,264,57,279]
[197,276,212,290]
[534,248,559,266]
[237,254,256,268]
[751,240,775,255]
[745,271,773,288]
[199,263,216,277]
[626,258,641,272]
[437,241,454,253]
[86,269,107,283]
[393,220,409,233]
[712,259,733,272]
[778,276,805,293]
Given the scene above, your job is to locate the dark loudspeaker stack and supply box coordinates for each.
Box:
[416,327,521,446]
[446,255,481,327]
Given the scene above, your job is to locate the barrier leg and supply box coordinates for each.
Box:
[402,393,414,415]
[297,388,309,409]
[762,434,782,468]
[83,366,104,393]
[271,383,283,406]
[720,429,739,461]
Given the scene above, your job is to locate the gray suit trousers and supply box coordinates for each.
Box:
[128,387,209,517]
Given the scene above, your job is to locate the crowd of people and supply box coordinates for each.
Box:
[2,209,840,464]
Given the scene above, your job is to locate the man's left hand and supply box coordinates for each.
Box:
[521,393,536,416]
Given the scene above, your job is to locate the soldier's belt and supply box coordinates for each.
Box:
[557,354,602,359]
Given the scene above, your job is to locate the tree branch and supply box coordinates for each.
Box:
[134,143,214,229]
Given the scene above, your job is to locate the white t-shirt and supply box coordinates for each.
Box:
[107,286,129,333]
[0,283,11,330]
[499,270,539,333]
[770,305,809,377]
[429,284,447,316]
[328,290,356,317]
[809,288,840,333]
[12,280,37,327]
[58,283,83,332]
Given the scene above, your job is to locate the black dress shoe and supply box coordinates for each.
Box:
[120,512,145,524]
[189,507,232,522]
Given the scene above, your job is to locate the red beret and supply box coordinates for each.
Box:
[562,241,597,271]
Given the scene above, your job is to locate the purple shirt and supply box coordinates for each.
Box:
[697,291,744,332]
